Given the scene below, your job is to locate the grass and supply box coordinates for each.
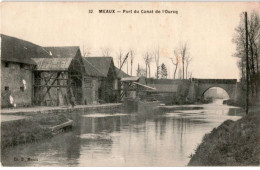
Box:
[188,111,260,166]
[1,113,71,149]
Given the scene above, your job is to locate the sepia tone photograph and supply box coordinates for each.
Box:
[0,1,260,167]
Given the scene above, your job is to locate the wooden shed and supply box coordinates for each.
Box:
[32,46,86,106]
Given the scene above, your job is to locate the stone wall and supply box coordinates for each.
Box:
[1,61,33,107]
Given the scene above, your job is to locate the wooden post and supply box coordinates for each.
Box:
[82,75,85,105]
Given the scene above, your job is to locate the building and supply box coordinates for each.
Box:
[85,57,118,103]
[82,58,105,104]
[120,76,155,100]
[115,67,130,79]
[145,78,180,105]
[1,34,50,108]
[32,46,105,106]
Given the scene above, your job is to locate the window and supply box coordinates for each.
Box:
[5,62,9,68]
[4,86,9,91]
[20,64,25,69]
[20,86,24,92]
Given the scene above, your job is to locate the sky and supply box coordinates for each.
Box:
[1,2,260,80]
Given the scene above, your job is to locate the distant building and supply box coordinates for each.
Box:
[1,34,49,108]
[145,78,179,105]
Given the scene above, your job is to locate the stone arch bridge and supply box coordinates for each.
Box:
[189,78,238,101]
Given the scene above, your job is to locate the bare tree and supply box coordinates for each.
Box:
[153,46,160,79]
[143,52,153,77]
[171,49,179,80]
[178,69,183,79]
[180,42,189,80]
[82,45,91,57]
[233,11,260,101]
[101,47,111,57]
[129,49,135,76]
[185,55,192,79]
[117,48,124,68]
[136,64,146,77]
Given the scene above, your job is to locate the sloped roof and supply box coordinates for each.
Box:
[82,58,105,77]
[43,46,80,58]
[147,84,178,92]
[115,67,130,78]
[32,58,73,71]
[1,34,51,65]
[121,76,140,82]
[85,57,114,77]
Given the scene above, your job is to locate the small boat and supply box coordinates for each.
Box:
[50,119,73,135]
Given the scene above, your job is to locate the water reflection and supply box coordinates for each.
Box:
[1,103,243,166]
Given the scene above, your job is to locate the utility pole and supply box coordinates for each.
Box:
[137,64,140,76]
[127,59,128,74]
[245,12,249,115]
[130,50,133,76]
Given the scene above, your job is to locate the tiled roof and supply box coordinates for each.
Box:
[84,57,114,77]
[121,76,140,82]
[32,58,73,71]
[82,57,105,77]
[1,34,51,65]
[43,46,80,58]
[115,67,130,78]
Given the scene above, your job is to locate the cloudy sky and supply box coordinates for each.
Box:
[1,2,260,79]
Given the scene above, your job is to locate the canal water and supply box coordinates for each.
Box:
[1,100,244,166]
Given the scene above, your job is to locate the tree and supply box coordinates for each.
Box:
[101,47,111,57]
[180,42,189,80]
[178,69,183,79]
[136,64,146,77]
[143,52,153,77]
[161,63,168,78]
[233,11,260,102]
[82,45,91,57]
[117,48,124,68]
[155,66,161,79]
[185,55,192,79]
[154,46,160,79]
[171,49,180,80]
[129,49,135,76]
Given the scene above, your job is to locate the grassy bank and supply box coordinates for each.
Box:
[188,111,260,166]
[1,113,71,149]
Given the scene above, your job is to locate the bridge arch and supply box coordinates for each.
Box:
[201,86,230,99]
[192,78,237,101]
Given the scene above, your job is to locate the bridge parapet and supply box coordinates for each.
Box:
[192,78,237,84]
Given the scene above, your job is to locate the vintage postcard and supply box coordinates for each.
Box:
[0,1,260,167]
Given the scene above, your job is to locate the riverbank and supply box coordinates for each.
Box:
[188,108,260,166]
[1,114,68,149]
[1,103,122,116]
[1,103,122,149]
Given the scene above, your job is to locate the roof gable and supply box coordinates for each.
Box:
[82,58,105,77]
[44,46,80,58]
[85,57,114,77]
